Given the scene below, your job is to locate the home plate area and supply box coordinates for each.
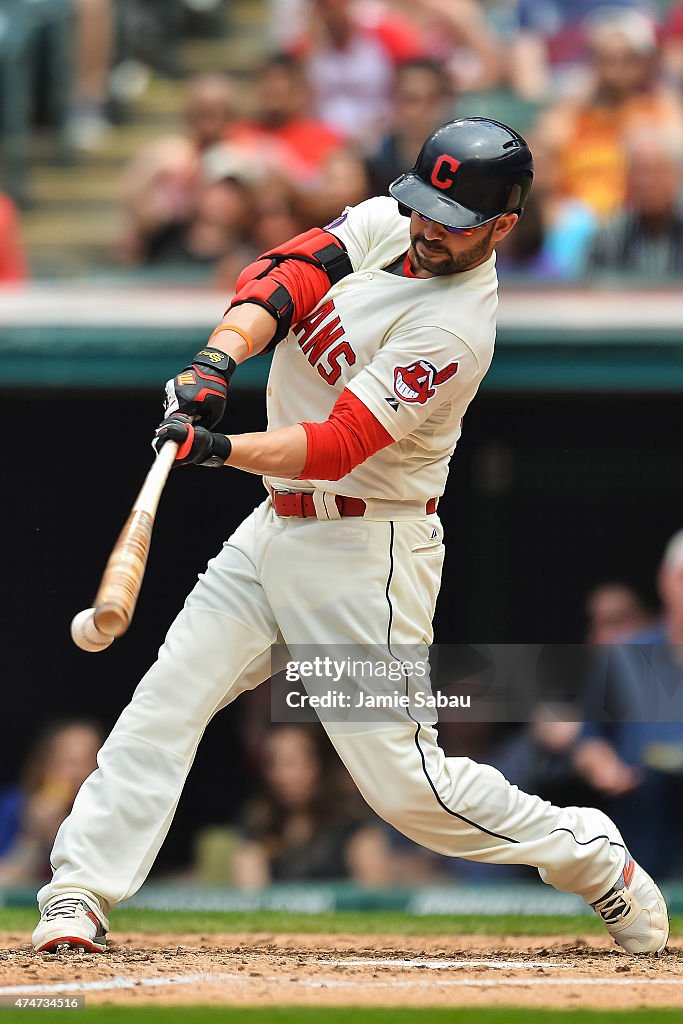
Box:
[1,933,682,1009]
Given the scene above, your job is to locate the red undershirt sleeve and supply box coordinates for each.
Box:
[298,388,395,481]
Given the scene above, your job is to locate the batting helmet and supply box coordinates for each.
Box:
[389,117,534,230]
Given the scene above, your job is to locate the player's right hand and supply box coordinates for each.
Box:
[163,347,237,429]
[153,413,232,468]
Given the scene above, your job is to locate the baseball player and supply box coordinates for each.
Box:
[33,118,667,955]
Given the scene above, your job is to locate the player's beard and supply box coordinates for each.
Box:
[409,222,496,276]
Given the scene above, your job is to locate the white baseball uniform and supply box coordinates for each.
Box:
[39,198,627,914]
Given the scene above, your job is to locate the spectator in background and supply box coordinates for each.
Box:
[271,0,424,63]
[586,582,655,645]
[291,0,398,139]
[67,0,114,151]
[0,721,101,885]
[232,725,391,886]
[586,129,683,278]
[536,8,683,221]
[118,136,198,264]
[390,0,502,93]
[0,193,29,282]
[573,529,683,878]
[227,54,346,188]
[118,73,238,263]
[145,145,258,273]
[302,146,371,226]
[184,74,240,154]
[508,0,657,101]
[246,177,309,253]
[529,582,654,801]
[365,59,453,195]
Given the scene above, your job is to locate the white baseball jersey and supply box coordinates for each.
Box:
[265,196,499,501]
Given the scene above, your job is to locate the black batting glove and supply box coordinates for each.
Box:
[153,413,232,467]
[163,347,237,429]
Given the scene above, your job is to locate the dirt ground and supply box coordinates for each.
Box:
[1,931,682,1009]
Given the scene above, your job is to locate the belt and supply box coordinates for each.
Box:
[271,490,438,519]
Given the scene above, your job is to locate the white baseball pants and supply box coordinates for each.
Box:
[39,498,627,913]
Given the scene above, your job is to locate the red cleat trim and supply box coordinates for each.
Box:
[36,935,105,954]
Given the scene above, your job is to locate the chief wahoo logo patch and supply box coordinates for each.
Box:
[393,359,459,405]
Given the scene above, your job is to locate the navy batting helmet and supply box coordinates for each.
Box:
[389,117,534,229]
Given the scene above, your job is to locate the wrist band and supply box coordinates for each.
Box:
[193,347,237,380]
[209,324,254,356]
[202,432,232,468]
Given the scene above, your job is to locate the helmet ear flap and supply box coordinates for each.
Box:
[397,201,412,219]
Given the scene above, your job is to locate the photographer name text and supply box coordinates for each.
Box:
[285,690,471,709]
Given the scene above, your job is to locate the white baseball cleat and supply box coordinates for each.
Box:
[32,892,109,953]
[592,852,669,954]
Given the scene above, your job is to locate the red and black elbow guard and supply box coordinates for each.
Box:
[229,271,296,346]
[227,228,352,354]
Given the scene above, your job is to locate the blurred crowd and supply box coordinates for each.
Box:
[3,527,681,890]
[4,1,683,282]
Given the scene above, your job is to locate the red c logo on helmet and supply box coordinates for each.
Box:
[431,154,461,190]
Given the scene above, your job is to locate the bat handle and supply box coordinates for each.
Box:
[92,440,179,637]
[134,438,179,514]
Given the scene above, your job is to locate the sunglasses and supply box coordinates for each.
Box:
[413,211,474,236]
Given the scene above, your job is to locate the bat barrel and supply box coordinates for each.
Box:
[93,507,156,637]
[74,438,178,650]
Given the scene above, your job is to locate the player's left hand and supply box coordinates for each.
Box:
[153,414,232,468]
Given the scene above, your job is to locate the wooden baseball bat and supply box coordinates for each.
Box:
[88,440,179,639]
